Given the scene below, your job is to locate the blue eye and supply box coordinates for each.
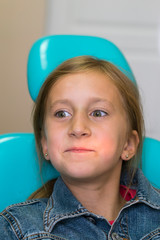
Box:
[91,110,108,117]
[55,111,71,118]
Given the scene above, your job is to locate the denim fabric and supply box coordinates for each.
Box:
[0,169,160,240]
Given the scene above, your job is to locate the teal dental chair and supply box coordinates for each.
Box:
[0,35,160,212]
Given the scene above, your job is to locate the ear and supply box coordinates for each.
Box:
[121,130,139,161]
[41,134,50,160]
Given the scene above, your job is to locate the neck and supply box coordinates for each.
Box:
[62,170,125,221]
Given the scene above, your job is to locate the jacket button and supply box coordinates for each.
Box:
[111,232,123,240]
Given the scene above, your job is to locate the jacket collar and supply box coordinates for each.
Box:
[43,177,89,232]
[120,168,160,208]
[44,169,160,232]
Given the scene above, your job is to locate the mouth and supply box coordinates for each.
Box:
[65,147,94,153]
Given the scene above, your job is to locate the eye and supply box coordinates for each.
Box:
[91,110,108,117]
[54,110,71,118]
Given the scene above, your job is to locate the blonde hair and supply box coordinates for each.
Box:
[29,56,144,199]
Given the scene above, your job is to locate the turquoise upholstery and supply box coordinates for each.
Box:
[0,133,59,212]
[27,35,136,101]
[1,35,159,212]
[142,138,160,189]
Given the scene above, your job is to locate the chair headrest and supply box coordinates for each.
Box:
[27,35,136,101]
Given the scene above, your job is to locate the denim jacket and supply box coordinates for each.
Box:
[0,169,160,240]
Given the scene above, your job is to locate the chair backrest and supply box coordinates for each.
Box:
[1,35,160,212]
[0,133,59,212]
[142,138,160,189]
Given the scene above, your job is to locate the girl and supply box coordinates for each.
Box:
[0,56,160,239]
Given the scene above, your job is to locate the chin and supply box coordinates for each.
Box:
[62,170,97,182]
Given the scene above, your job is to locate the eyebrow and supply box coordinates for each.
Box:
[49,98,114,110]
[49,100,73,111]
[87,98,114,108]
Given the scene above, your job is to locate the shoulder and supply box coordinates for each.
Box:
[1,198,47,217]
[0,198,48,219]
[0,198,48,239]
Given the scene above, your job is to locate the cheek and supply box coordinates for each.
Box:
[45,122,63,144]
[96,127,125,156]
[46,127,65,157]
[46,137,62,170]
[47,135,61,152]
[96,131,115,152]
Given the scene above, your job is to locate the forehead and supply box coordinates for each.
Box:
[47,70,124,110]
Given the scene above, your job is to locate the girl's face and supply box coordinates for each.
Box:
[41,71,138,183]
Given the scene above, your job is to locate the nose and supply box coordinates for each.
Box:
[68,113,91,138]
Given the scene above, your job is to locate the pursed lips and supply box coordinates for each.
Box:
[65,147,94,153]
